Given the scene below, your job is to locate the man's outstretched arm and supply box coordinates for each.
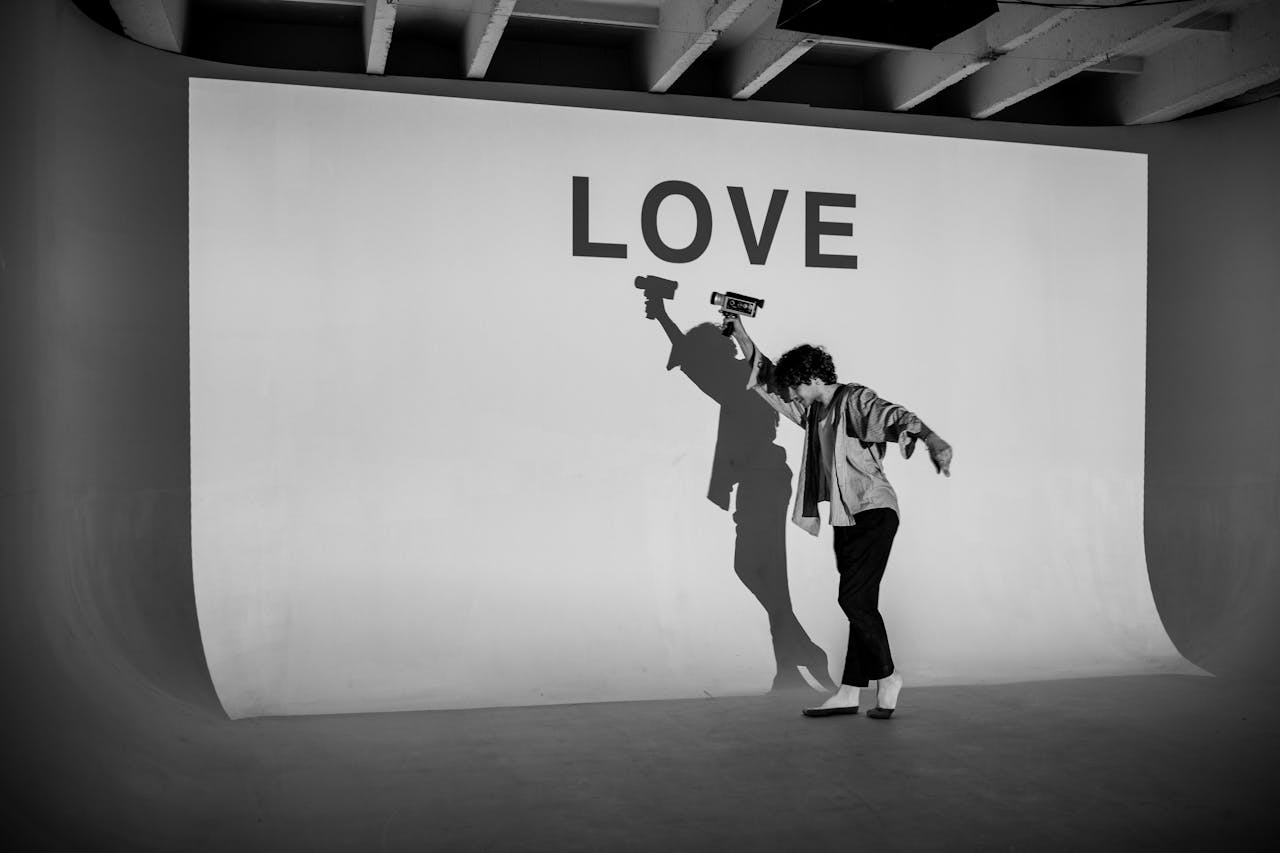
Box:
[844,386,952,477]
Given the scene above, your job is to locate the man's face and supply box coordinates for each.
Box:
[786,379,825,408]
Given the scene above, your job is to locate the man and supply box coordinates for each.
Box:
[727,316,952,719]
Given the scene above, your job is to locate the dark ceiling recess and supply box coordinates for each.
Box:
[776,0,999,49]
[72,0,123,35]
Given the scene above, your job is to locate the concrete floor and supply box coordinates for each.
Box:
[9,673,1280,851]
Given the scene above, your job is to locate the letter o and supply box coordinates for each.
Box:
[640,181,713,264]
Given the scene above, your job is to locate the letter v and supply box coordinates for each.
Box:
[727,187,788,266]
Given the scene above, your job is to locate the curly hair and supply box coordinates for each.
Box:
[775,344,837,389]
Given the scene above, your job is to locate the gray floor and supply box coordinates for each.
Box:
[10,673,1280,851]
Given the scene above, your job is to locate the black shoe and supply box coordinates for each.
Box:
[801,705,859,718]
[867,707,895,719]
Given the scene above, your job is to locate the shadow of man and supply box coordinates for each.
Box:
[642,297,834,693]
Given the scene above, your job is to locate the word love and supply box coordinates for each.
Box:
[571,176,857,269]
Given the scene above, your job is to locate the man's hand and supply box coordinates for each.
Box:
[726,315,756,362]
[925,435,952,477]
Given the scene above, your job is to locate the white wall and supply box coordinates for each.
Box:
[190,78,1193,718]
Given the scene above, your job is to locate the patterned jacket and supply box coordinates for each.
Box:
[746,351,930,535]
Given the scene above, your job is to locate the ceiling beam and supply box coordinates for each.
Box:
[960,0,1223,119]
[1116,0,1280,124]
[716,0,813,100]
[107,0,187,53]
[362,0,398,75]
[512,0,659,29]
[465,0,518,80]
[728,26,818,100]
[862,6,1078,112]
[644,0,757,93]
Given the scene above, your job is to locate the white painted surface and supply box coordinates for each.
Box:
[190,78,1193,719]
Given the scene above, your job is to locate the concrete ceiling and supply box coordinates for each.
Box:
[94,0,1280,124]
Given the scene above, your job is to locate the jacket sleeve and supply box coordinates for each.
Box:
[843,384,927,443]
[745,350,805,428]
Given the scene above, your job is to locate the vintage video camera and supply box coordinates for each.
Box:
[710,291,765,336]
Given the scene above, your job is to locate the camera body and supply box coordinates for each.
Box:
[710,291,765,318]
[710,291,765,337]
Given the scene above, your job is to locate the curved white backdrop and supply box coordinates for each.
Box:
[190,78,1194,719]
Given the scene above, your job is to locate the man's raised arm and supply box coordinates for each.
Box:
[728,317,805,428]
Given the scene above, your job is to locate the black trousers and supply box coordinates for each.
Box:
[833,508,899,687]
